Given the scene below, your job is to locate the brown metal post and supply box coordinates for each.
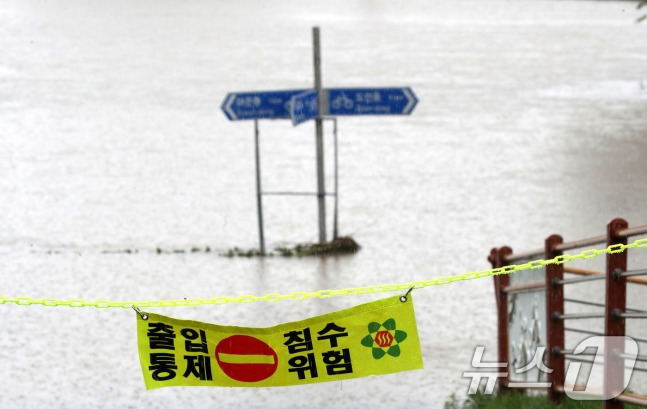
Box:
[545,234,565,403]
[604,218,628,409]
[490,246,512,394]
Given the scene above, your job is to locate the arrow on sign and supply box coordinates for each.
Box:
[327,87,418,116]
[221,89,308,121]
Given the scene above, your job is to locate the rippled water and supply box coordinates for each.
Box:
[1,0,647,408]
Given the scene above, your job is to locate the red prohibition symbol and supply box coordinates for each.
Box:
[215,335,278,382]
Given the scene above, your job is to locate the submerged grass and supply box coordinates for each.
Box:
[222,236,360,257]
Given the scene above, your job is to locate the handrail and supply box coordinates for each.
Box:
[564,266,601,276]
[502,282,544,293]
[554,234,606,252]
[617,393,647,407]
[506,248,543,262]
[565,266,647,286]
[503,223,647,263]
[500,266,647,293]
[617,225,647,238]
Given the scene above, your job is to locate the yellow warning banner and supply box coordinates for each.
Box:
[136,295,423,389]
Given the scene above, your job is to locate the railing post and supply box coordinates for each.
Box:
[604,218,628,409]
[545,234,565,403]
[490,246,512,394]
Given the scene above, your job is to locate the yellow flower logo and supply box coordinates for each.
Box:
[360,318,408,359]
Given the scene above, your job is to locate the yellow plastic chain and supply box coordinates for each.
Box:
[2,238,646,308]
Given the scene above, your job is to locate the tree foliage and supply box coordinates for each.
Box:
[639,0,647,23]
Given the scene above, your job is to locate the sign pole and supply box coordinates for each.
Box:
[313,26,326,244]
[221,29,418,248]
[332,118,339,240]
[254,119,265,254]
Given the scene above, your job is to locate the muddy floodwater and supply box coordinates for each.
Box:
[1,0,647,408]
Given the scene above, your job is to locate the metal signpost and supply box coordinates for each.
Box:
[253,119,265,254]
[221,27,418,252]
[313,27,326,245]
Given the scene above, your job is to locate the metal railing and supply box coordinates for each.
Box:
[489,218,647,409]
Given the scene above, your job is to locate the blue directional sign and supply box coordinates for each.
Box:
[290,90,319,126]
[327,87,417,116]
[222,87,418,123]
[221,89,308,121]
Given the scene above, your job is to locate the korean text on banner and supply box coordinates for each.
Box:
[136,296,423,389]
